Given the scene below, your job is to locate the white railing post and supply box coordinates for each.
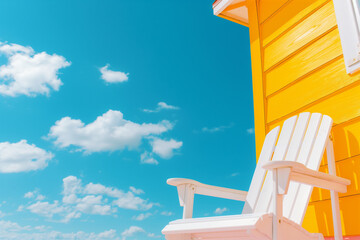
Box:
[326,137,343,240]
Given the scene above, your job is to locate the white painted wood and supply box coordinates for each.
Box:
[283,113,322,220]
[213,0,235,15]
[272,116,298,162]
[278,168,291,195]
[163,213,324,240]
[168,178,248,202]
[333,0,360,74]
[326,139,344,240]
[177,185,185,207]
[263,161,350,192]
[284,112,311,162]
[163,113,349,240]
[296,113,322,166]
[183,184,195,219]
[290,115,333,224]
[281,112,310,218]
[272,169,283,240]
[195,185,247,201]
[255,115,297,214]
[308,115,333,170]
[243,126,280,214]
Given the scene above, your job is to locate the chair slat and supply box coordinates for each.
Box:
[253,115,298,213]
[242,126,280,214]
[284,112,310,162]
[283,113,322,219]
[289,115,333,224]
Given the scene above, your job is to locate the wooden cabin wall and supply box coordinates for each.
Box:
[248,0,360,237]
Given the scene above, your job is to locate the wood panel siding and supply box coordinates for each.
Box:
[265,28,342,97]
[258,0,289,23]
[253,0,360,235]
[303,195,360,236]
[263,1,337,71]
[261,0,328,46]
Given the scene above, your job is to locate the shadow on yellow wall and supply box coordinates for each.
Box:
[303,126,360,236]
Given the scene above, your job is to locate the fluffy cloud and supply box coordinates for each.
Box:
[0,42,70,97]
[100,64,129,83]
[22,176,154,223]
[129,186,144,195]
[113,192,153,211]
[140,151,159,165]
[143,102,179,113]
[0,140,53,173]
[214,207,228,215]
[121,226,145,240]
[27,201,65,218]
[75,195,112,215]
[150,138,183,159]
[132,212,152,221]
[24,190,45,201]
[202,123,234,133]
[0,220,118,240]
[49,110,173,153]
[160,211,174,216]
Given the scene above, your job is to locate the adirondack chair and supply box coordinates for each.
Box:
[162,113,351,240]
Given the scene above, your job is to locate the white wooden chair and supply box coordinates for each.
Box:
[162,113,351,240]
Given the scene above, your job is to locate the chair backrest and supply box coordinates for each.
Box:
[242,112,333,225]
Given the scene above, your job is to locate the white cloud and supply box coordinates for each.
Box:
[150,138,183,159]
[0,43,34,56]
[24,192,35,199]
[121,226,145,240]
[84,183,122,198]
[160,211,173,216]
[0,140,53,173]
[246,128,254,134]
[22,176,154,222]
[49,110,173,153]
[0,42,70,97]
[129,186,144,195]
[140,151,158,165]
[24,190,45,201]
[113,192,153,211]
[75,195,112,215]
[214,207,228,215]
[27,201,65,218]
[202,123,234,133]
[132,212,152,221]
[0,220,31,232]
[143,102,179,113]
[0,220,119,240]
[100,64,129,83]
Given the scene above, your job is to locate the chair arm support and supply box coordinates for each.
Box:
[167,178,248,219]
[167,178,248,201]
[263,161,351,194]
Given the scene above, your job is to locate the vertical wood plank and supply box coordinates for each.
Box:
[248,0,267,159]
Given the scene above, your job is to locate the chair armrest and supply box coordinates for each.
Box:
[167,178,248,202]
[263,161,351,193]
[167,178,248,219]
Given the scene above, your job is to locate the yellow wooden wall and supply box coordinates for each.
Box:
[247,0,360,237]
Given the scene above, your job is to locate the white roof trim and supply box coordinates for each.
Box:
[213,0,234,16]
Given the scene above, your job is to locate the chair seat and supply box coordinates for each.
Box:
[163,213,324,240]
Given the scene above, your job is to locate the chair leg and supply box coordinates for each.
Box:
[273,169,283,240]
[326,139,343,240]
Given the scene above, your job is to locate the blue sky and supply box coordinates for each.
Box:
[0,0,255,239]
